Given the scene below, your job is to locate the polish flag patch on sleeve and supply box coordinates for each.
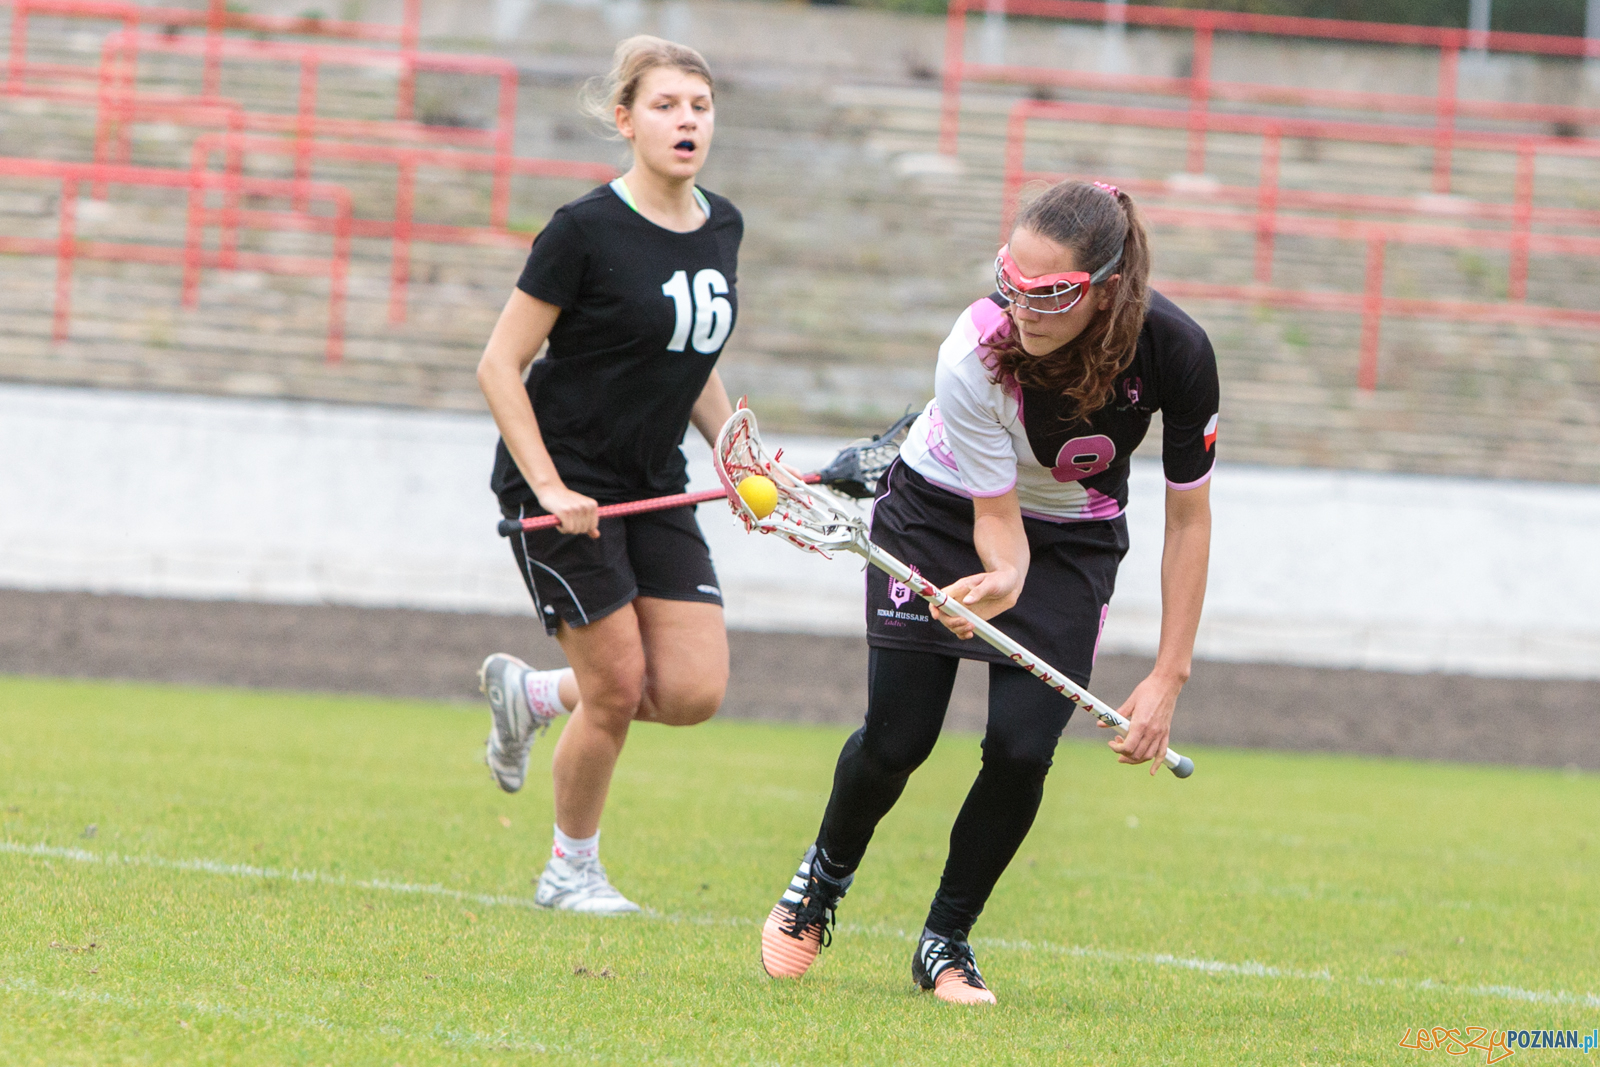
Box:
[1203,412,1219,450]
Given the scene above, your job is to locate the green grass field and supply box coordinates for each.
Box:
[2,675,1596,1066]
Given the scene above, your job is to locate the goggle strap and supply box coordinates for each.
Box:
[1089,245,1123,285]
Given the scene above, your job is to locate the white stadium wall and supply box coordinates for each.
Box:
[3,382,1598,679]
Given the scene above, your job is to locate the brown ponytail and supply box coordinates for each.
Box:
[987,180,1151,418]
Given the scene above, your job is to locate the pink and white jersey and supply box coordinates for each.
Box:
[899,289,1220,522]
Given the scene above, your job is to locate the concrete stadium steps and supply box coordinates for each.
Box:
[0,321,488,410]
[0,85,601,229]
[0,175,517,409]
[0,324,481,397]
[827,82,1600,479]
[841,80,1600,230]
[9,19,430,120]
[1,13,1598,482]
[1189,305,1600,480]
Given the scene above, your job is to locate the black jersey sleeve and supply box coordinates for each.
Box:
[515,208,588,310]
[1159,324,1221,490]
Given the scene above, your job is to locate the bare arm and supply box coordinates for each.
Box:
[931,490,1031,638]
[688,369,735,446]
[1108,480,1211,773]
[475,289,599,537]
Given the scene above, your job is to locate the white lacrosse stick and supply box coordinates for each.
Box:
[714,404,1194,779]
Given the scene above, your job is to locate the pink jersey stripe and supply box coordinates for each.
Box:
[1081,487,1124,519]
[922,403,962,473]
[1166,467,1215,492]
[911,471,1018,501]
[967,479,1018,499]
[1018,505,1127,523]
[969,297,1008,343]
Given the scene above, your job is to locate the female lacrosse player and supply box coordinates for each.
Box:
[760,180,1218,1001]
[475,36,740,914]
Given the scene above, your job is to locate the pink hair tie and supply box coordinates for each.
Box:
[1092,181,1121,198]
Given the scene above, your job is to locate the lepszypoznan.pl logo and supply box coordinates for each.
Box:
[1399,1026,1598,1063]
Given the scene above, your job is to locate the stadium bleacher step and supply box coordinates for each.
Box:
[0,13,1596,482]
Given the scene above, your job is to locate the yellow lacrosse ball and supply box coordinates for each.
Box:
[737,474,779,519]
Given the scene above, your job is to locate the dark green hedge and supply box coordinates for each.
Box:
[844,0,1588,38]
[1132,0,1585,37]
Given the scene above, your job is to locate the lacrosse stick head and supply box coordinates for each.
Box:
[714,403,868,557]
[816,408,919,500]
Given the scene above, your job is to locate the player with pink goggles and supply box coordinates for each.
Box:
[994,241,1123,314]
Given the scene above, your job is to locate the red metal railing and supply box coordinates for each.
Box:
[5,74,249,139]
[4,0,421,110]
[1000,99,1600,271]
[0,0,630,364]
[1001,100,1600,389]
[93,30,524,221]
[0,157,353,361]
[0,5,621,359]
[188,131,617,323]
[941,0,1600,192]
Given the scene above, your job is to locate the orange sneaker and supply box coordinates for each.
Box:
[760,844,853,979]
[912,930,997,1005]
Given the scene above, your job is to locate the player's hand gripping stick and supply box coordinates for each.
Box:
[496,409,917,538]
[495,479,815,537]
[712,403,1194,779]
[867,544,1193,779]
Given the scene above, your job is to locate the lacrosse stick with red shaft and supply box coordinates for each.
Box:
[496,410,917,538]
[713,403,1194,779]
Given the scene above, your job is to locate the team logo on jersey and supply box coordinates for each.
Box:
[878,567,927,626]
[1123,377,1142,405]
[1204,412,1219,450]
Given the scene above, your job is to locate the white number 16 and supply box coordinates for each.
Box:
[662,268,733,354]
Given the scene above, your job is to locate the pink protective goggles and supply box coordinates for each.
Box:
[994,243,1122,314]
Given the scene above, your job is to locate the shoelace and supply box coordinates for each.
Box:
[784,876,844,947]
[518,723,552,753]
[923,938,986,988]
[498,701,547,759]
[571,859,626,899]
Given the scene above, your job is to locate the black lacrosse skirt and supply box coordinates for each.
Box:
[864,462,1130,684]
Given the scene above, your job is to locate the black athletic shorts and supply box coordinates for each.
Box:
[864,462,1129,681]
[502,499,723,636]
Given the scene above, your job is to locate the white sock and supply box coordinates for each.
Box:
[524,669,572,718]
[553,826,599,864]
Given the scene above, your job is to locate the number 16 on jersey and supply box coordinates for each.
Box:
[662,269,733,354]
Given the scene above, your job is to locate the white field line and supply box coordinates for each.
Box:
[976,936,1333,981]
[0,840,544,910]
[8,840,1599,1011]
[973,937,1600,1009]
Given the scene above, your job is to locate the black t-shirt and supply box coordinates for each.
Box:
[491,182,743,504]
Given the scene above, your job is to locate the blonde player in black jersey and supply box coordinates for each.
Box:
[475,37,742,913]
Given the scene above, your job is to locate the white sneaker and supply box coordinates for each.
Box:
[478,653,557,793]
[534,854,641,914]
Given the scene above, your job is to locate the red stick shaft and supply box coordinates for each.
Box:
[496,474,820,537]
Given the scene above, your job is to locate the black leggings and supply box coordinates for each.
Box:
[814,646,1074,940]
